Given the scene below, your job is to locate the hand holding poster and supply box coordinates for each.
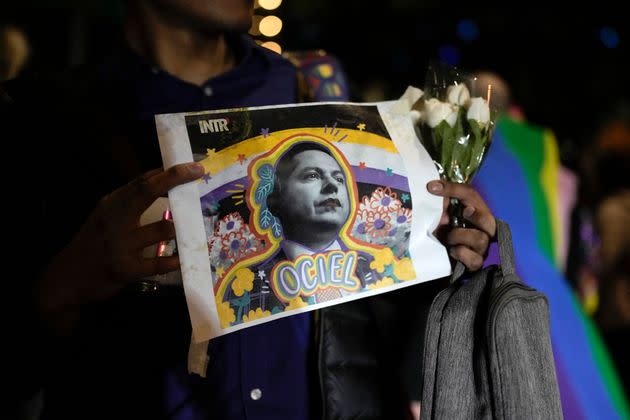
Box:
[154,88,451,346]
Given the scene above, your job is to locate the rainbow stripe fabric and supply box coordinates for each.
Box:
[473,117,630,419]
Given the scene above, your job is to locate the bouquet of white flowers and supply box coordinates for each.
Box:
[412,62,500,226]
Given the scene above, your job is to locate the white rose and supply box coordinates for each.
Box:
[424,98,459,128]
[466,97,490,126]
[446,83,470,106]
[409,109,422,125]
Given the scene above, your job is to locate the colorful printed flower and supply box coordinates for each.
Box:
[367,276,395,290]
[231,267,255,297]
[243,307,271,322]
[394,207,412,226]
[368,187,401,212]
[370,247,395,273]
[363,210,392,238]
[216,212,244,236]
[285,297,308,311]
[354,187,411,246]
[216,298,236,328]
[221,231,248,260]
[209,216,264,273]
[393,257,416,281]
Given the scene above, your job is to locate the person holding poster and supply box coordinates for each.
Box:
[3,0,497,419]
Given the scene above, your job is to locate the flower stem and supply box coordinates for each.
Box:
[448,197,467,228]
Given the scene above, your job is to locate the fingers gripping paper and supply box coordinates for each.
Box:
[155,89,451,347]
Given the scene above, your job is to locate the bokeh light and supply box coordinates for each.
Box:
[456,19,479,42]
[261,41,282,54]
[259,15,283,37]
[599,26,619,48]
[258,0,283,10]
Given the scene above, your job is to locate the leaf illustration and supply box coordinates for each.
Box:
[271,218,283,238]
[255,182,274,204]
[258,164,274,182]
[260,208,273,228]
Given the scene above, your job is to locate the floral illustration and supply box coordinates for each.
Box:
[243,307,271,322]
[353,187,412,257]
[367,276,395,290]
[216,298,236,328]
[207,212,264,279]
[369,247,395,273]
[231,268,255,297]
[393,258,415,281]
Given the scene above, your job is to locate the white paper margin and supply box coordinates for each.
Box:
[155,92,452,345]
[155,113,220,343]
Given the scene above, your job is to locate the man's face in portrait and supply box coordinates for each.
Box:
[277,148,350,235]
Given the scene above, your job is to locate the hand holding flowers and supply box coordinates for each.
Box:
[413,64,498,227]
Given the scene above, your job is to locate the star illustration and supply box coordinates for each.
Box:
[258,270,266,279]
[358,162,366,170]
[385,168,394,176]
[237,154,247,165]
[202,173,212,184]
[401,193,410,203]
[261,128,270,138]
[215,266,225,279]
[357,123,366,131]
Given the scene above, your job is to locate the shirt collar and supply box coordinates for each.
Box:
[282,239,343,261]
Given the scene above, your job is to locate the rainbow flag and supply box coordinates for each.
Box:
[473,117,629,419]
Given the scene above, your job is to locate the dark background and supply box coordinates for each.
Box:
[4,1,629,170]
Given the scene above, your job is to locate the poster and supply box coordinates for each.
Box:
[155,90,451,343]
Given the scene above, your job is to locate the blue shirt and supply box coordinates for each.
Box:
[103,35,315,420]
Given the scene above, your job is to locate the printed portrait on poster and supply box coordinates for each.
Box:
[156,101,450,338]
[193,111,417,329]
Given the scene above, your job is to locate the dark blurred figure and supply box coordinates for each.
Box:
[0,24,30,81]
[567,102,630,396]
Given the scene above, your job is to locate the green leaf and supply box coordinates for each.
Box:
[447,108,469,183]
[464,119,492,181]
[433,120,451,180]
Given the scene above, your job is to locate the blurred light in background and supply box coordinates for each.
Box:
[261,41,282,54]
[599,26,619,48]
[258,0,283,10]
[259,15,283,37]
[456,19,479,42]
[251,1,284,54]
